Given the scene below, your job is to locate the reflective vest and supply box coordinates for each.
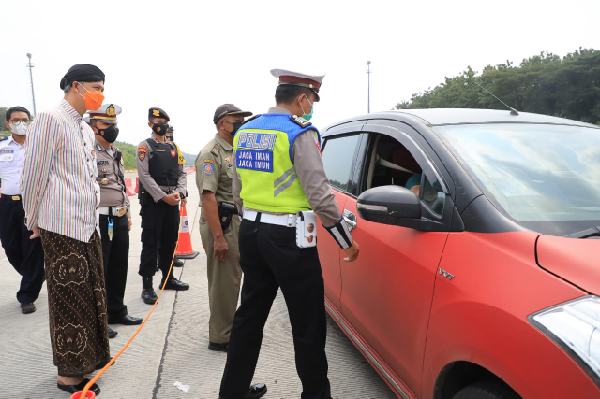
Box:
[233,113,320,214]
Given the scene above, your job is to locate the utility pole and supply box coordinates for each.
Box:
[26,53,37,116]
[366,61,371,113]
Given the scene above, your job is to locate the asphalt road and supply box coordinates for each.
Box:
[0,172,395,399]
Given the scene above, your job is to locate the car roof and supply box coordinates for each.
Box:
[325,108,599,133]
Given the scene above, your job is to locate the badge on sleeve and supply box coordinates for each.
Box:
[203,160,215,176]
[138,145,147,161]
[176,146,185,165]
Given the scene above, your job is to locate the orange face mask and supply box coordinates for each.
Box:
[78,83,104,111]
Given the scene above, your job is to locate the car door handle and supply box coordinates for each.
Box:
[343,209,357,231]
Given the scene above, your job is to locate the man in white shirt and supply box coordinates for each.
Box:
[0,106,44,314]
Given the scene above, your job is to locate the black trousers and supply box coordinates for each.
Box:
[139,200,179,279]
[99,214,129,319]
[0,196,44,304]
[219,219,331,399]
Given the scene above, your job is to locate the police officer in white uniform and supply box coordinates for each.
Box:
[0,106,44,314]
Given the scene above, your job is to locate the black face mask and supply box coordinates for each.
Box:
[153,123,169,136]
[100,125,119,143]
[231,121,244,136]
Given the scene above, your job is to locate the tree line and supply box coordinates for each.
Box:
[396,48,600,124]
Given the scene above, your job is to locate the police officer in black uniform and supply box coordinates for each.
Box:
[166,125,184,268]
[137,107,189,305]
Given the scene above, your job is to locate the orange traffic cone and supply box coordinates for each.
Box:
[70,391,95,399]
[175,203,199,259]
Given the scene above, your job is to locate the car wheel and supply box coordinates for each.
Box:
[452,381,520,399]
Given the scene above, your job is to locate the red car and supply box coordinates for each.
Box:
[317,109,600,399]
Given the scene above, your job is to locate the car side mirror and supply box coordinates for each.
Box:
[357,186,421,223]
[357,185,449,232]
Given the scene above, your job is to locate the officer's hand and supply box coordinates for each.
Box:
[342,241,360,262]
[163,193,180,206]
[214,236,229,261]
[181,198,187,207]
[30,226,40,240]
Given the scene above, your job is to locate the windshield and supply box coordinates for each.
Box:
[434,123,600,234]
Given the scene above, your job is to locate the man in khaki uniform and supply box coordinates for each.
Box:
[196,104,252,352]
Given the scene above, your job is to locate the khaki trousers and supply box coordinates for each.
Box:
[200,216,242,344]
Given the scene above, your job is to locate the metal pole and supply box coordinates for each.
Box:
[367,61,371,113]
[26,53,37,116]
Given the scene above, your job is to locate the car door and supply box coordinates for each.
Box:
[339,121,452,392]
[318,128,365,310]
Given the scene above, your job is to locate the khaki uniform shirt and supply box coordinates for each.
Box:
[96,141,129,208]
[137,136,187,203]
[233,107,341,227]
[196,134,235,221]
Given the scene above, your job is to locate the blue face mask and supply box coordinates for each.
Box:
[301,96,314,121]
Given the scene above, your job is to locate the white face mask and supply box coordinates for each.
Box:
[9,121,30,136]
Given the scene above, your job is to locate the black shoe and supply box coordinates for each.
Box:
[57,378,100,395]
[142,288,158,305]
[109,314,143,325]
[161,277,189,291]
[208,341,228,352]
[173,258,184,267]
[244,383,267,399]
[21,303,36,314]
[108,326,118,339]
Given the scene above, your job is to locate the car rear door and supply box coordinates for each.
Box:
[339,120,452,393]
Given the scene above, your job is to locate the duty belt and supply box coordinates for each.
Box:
[0,194,22,201]
[242,208,297,227]
[98,206,128,218]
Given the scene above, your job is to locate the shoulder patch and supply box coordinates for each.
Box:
[176,145,185,165]
[203,162,216,176]
[138,144,147,161]
[290,114,311,128]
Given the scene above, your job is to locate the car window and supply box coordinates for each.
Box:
[362,133,445,216]
[322,134,362,192]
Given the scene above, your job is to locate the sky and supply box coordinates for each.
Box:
[1,0,599,154]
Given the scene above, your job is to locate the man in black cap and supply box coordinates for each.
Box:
[20,63,109,395]
[196,104,252,352]
[137,107,189,305]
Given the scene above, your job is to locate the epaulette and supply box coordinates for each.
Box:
[290,114,311,128]
[246,114,261,122]
[0,136,8,142]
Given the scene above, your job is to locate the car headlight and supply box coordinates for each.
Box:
[530,295,600,386]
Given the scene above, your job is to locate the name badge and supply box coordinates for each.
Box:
[235,132,277,173]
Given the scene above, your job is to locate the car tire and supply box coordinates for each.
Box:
[452,381,520,399]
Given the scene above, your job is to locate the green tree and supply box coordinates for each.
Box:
[396,48,600,124]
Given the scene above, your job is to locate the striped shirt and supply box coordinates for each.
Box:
[21,99,100,242]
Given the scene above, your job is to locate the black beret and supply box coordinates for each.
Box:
[60,64,105,90]
[148,107,170,122]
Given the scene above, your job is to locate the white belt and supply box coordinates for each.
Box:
[243,209,297,227]
[98,206,128,217]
